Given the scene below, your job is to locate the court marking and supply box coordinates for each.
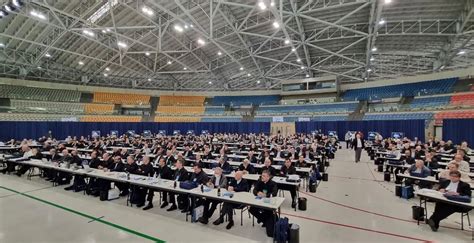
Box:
[0,186,165,243]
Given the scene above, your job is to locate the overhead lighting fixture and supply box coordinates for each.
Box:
[291,48,296,52]
[257,80,261,84]
[174,24,184,32]
[284,39,290,45]
[87,0,118,24]
[270,1,275,7]
[258,1,267,10]
[306,74,310,78]
[190,24,194,28]
[197,38,205,45]
[183,67,187,70]
[117,41,127,48]
[148,78,152,81]
[458,50,466,55]
[145,52,150,56]
[384,0,392,4]
[106,28,111,32]
[37,66,41,69]
[273,21,280,29]
[367,68,372,72]
[167,60,172,65]
[45,53,51,58]
[184,24,189,29]
[247,73,251,77]
[0,10,7,18]
[239,67,244,71]
[101,29,106,33]
[300,66,305,69]
[371,47,377,52]
[370,57,375,61]
[0,43,4,47]
[296,58,301,62]
[13,0,24,8]
[208,81,212,84]
[78,61,84,65]
[217,51,222,56]
[105,67,110,71]
[141,6,153,16]
[378,19,386,25]
[82,30,95,37]
[30,10,47,20]
[4,5,13,12]
[439,65,445,70]
[103,73,108,77]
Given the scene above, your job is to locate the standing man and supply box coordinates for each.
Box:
[352,132,365,163]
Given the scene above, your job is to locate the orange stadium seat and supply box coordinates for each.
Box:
[156,106,205,115]
[80,116,141,122]
[434,110,474,125]
[158,96,205,106]
[93,92,150,105]
[84,103,115,114]
[154,116,201,122]
[451,93,474,107]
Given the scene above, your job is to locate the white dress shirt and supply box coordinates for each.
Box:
[445,181,459,193]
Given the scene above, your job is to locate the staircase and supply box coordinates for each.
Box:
[348,101,367,120]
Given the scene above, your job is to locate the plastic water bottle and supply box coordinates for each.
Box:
[126,172,130,180]
[201,184,204,193]
[173,181,177,188]
[217,186,221,197]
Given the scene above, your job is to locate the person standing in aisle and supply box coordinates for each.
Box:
[352,132,365,163]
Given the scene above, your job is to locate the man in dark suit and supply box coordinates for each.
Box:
[143,157,172,210]
[198,167,227,224]
[261,158,276,177]
[181,163,209,213]
[167,159,190,211]
[279,158,298,208]
[108,155,127,196]
[213,171,249,230]
[238,159,256,174]
[132,156,154,208]
[216,157,232,174]
[249,170,278,228]
[427,171,472,231]
[352,132,365,163]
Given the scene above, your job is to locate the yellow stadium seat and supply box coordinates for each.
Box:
[93,92,150,105]
[81,116,141,122]
[158,96,205,106]
[84,104,115,114]
[154,116,201,122]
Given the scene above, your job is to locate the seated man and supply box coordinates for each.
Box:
[133,156,154,208]
[438,162,471,183]
[249,170,278,227]
[198,167,227,224]
[180,163,209,213]
[427,171,472,232]
[167,159,190,211]
[296,155,309,168]
[405,160,431,188]
[1,144,33,174]
[64,150,87,192]
[213,171,249,229]
[261,158,276,177]
[424,151,439,172]
[278,158,298,208]
[16,147,42,176]
[143,157,172,210]
[238,159,256,174]
[216,157,232,174]
[450,154,470,173]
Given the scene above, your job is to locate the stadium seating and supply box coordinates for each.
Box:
[451,93,474,107]
[256,102,358,116]
[154,116,201,122]
[0,85,81,102]
[311,115,348,121]
[342,78,457,101]
[212,95,280,106]
[81,116,141,122]
[158,96,205,106]
[363,112,433,120]
[369,103,400,112]
[435,110,474,120]
[10,100,84,114]
[203,106,226,116]
[84,104,115,115]
[201,117,242,122]
[93,92,150,105]
[156,106,205,115]
[409,96,451,110]
[0,113,78,121]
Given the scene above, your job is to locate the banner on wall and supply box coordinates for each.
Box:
[298,117,310,122]
[61,117,78,122]
[272,116,284,122]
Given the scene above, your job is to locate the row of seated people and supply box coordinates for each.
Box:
[2,144,315,232]
[368,137,472,233]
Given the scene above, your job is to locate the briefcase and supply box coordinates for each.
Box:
[322,173,328,181]
[377,164,383,172]
[384,171,391,182]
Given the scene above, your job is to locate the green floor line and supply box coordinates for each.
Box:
[0,186,165,243]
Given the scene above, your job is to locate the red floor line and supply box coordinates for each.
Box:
[299,190,466,231]
[281,212,432,242]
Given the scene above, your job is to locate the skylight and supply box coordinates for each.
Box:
[87,0,118,24]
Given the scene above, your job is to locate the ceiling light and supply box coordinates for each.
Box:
[440,65,445,70]
[145,52,150,56]
[247,73,251,77]
[4,5,13,12]
[296,58,301,62]
[106,28,111,32]
[167,61,172,65]
[217,51,222,56]
[101,29,106,33]
[30,10,47,20]
[367,68,372,72]
[370,57,375,61]
[45,53,51,58]
[300,66,305,69]
[0,43,4,47]
[183,67,187,70]
[257,80,261,84]
[13,0,24,8]
[105,67,110,71]
[208,81,212,84]
[291,48,296,52]
[197,38,205,45]
[117,41,127,48]
[148,78,151,81]
[270,1,275,7]
[141,6,153,16]
[87,0,118,23]
[378,19,386,25]
[37,66,41,69]
[174,24,184,32]
[78,61,84,65]
[103,73,108,77]
[458,50,466,55]
[371,47,377,52]
[306,74,310,78]
[82,30,95,37]
[239,67,244,71]
[258,1,267,10]
[273,21,280,28]
[184,24,189,29]
[0,10,7,18]
[384,0,392,4]
[190,24,193,28]
[284,39,290,45]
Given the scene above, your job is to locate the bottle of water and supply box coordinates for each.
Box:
[126,172,130,180]
[217,186,221,197]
